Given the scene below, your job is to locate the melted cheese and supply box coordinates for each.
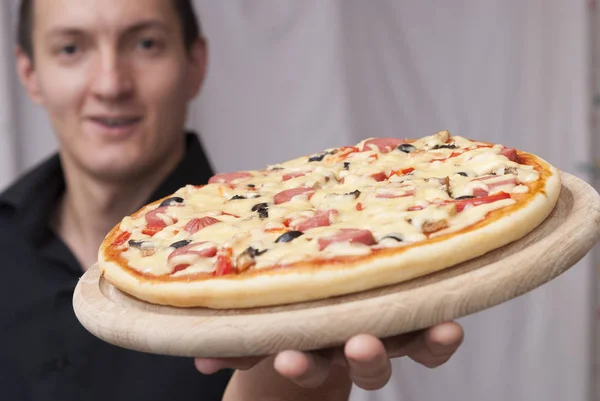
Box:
[115,132,542,276]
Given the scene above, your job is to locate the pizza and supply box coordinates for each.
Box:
[98,130,561,309]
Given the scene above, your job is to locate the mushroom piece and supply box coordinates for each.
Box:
[433,130,450,143]
[422,219,449,233]
[442,176,450,194]
[236,247,268,272]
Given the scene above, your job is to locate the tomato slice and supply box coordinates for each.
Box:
[333,146,359,160]
[265,227,287,234]
[220,212,240,218]
[112,231,131,246]
[142,225,165,237]
[391,167,414,176]
[214,255,233,276]
[370,172,387,182]
[282,171,307,181]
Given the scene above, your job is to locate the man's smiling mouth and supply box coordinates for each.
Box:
[90,116,142,128]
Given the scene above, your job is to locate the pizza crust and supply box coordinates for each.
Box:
[99,155,561,309]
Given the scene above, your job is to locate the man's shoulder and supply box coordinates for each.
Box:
[0,153,63,211]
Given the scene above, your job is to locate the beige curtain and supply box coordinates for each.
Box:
[0,1,18,189]
[590,0,600,397]
[194,2,593,401]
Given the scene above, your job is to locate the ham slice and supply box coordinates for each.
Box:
[184,217,221,234]
[318,229,376,250]
[500,147,518,162]
[274,187,315,204]
[208,171,253,184]
[292,210,338,232]
[362,138,406,153]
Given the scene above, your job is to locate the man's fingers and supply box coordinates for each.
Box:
[194,356,264,374]
[273,350,331,388]
[405,322,464,368]
[380,331,420,359]
[344,334,392,391]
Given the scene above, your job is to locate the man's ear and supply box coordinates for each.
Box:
[186,37,208,100]
[15,46,44,105]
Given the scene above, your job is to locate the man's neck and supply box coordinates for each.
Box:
[53,148,185,271]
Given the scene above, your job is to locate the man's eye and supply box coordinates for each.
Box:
[139,39,157,50]
[60,44,79,55]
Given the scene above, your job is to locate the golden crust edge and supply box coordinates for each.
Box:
[98,160,561,309]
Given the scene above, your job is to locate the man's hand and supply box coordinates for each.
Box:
[195,321,463,399]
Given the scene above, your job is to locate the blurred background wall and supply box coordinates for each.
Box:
[1,1,597,400]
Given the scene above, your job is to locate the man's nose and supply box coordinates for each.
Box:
[90,52,134,101]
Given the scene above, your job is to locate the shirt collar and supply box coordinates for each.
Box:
[147,132,215,201]
[0,132,215,242]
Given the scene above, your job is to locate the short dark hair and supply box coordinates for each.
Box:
[17,0,202,59]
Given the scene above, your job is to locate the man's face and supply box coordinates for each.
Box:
[17,0,206,183]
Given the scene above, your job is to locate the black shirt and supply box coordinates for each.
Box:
[0,133,232,401]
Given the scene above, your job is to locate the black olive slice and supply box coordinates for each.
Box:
[454,195,476,200]
[457,172,468,177]
[159,197,184,207]
[170,240,192,249]
[343,162,350,170]
[432,144,457,149]
[275,231,304,243]
[247,184,256,188]
[397,144,416,153]
[128,240,146,249]
[251,202,269,211]
[244,246,268,257]
[308,153,326,162]
[345,190,361,199]
[251,202,269,219]
[381,235,403,242]
[230,195,246,200]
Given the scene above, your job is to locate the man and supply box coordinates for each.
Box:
[0,0,464,399]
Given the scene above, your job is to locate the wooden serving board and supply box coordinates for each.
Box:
[73,172,600,358]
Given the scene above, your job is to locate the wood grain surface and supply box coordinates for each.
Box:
[73,172,600,358]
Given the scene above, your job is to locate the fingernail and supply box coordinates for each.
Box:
[194,359,222,375]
